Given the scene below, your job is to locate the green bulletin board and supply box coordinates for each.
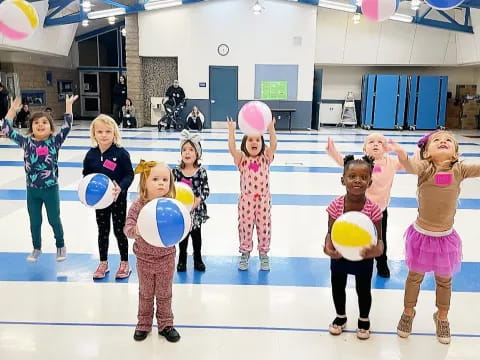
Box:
[260,81,288,100]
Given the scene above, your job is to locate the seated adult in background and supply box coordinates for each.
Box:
[121,98,137,128]
[186,106,204,131]
[15,104,30,128]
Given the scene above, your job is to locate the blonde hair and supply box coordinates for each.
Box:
[362,133,386,153]
[420,130,460,183]
[90,114,122,147]
[136,161,176,202]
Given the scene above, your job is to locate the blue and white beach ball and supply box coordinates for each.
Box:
[78,173,115,210]
[137,198,192,247]
[425,0,464,10]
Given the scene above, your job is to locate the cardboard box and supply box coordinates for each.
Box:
[461,115,478,129]
[457,85,477,99]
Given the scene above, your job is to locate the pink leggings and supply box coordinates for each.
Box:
[238,194,271,254]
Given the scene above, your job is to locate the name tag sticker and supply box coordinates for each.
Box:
[36,147,48,156]
[103,159,117,171]
[435,173,452,186]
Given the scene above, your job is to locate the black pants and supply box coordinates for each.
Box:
[122,116,137,128]
[331,272,372,319]
[112,103,122,126]
[187,117,202,131]
[95,197,129,261]
[178,226,202,262]
[375,209,388,264]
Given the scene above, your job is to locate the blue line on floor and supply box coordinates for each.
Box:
[2,144,480,157]
[0,253,479,292]
[0,320,478,338]
[1,190,480,209]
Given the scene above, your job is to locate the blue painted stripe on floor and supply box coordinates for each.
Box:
[3,144,480,157]
[72,128,473,138]
[0,253,479,292]
[0,320,478,338]
[0,160,344,173]
[1,189,480,208]
[66,135,479,146]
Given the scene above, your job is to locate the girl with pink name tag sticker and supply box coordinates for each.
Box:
[0,95,78,263]
[82,114,134,280]
[389,131,480,345]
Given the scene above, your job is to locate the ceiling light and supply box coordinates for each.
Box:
[411,0,422,11]
[108,16,116,25]
[82,19,89,27]
[353,13,360,24]
[87,8,126,20]
[390,13,413,23]
[252,0,265,15]
[144,0,182,11]
[121,27,126,36]
[82,0,92,13]
[318,0,357,13]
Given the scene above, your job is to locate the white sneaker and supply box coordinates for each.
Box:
[259,254,270,271]
[27,249,42,262]
[238,252,250,271]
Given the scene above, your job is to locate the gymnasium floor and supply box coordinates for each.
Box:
[0,124,479,359]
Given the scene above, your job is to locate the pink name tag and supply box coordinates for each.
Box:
[373,165,382,173]
[435,173,452,186]
[36,146,48,156]
[103,159,117,171]
[181,178,193,187]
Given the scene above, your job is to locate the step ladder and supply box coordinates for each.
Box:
[338,91,357,127]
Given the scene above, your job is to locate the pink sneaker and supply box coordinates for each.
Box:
[115,261,131,279]
[93,261,109,279]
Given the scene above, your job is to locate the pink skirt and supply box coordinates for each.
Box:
[404,223,462,277]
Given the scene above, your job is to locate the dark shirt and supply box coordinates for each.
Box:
[82,144,134,199]
[113,83,127,105]
[165,86,185,106]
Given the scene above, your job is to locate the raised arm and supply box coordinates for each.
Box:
[54,94,78,148]
[265,118,277,163]
[227,116,243,166]
[325,137,344,167]
[1,98,27,147]
[387,139,424,175]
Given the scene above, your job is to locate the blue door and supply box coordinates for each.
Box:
[416,76,441,130]
[209,66,238,122]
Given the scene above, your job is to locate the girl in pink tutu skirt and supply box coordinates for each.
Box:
[389,131,480,345]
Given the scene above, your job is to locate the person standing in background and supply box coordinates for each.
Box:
[112,75,127,126]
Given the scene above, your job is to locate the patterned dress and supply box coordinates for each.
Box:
[172,166,209,229]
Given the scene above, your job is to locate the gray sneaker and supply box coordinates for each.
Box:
[259,254,270,271]
[56,247,67,262]
[26,249,42,262]
[238,252,250,271]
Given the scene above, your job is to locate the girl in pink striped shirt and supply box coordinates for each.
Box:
[324,155,384,340]
[326,133,403,278]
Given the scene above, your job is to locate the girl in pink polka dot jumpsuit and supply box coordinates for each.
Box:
[227,117,277,271]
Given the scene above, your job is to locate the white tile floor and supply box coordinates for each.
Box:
[0,124,479,359]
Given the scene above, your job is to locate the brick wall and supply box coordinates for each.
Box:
[5,63,79,119]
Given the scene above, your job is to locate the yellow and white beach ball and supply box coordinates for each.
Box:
[0,0,39,41]
[174,182,195,211]
[331,211,377,261]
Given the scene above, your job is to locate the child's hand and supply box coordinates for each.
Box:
[326,137,336,152]
[387,139,403,154]
[324,235,342,259]
[6,98,22,120]
[226,116,236,132]
[65,94,78,114]
[360,244,382,259]
[192,196,201,210]
[267,117,276,132]
[112,181,121,201]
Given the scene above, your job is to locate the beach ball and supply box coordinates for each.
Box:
[331,211,377,261]
[137,198,191,247]
[78,173,115,210]
[175,182,195,211]
[425,0,464,10]
[0,0,39,41]
[361,0,399,22]
[238,101,272,136]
